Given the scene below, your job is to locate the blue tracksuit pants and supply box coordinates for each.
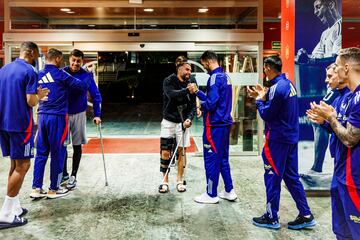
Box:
[203,125,233,197]
[33,114,68,190]
[331,177,360,240]
[262,137,311,220]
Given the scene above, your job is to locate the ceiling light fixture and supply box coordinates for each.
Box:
[198,8,209,13]
[88,24,95,27]
[60,8,71,12]
[129,0,142,4]
[66,11,75,14]
[144,8,154,12]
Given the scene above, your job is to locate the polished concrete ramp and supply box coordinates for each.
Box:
[0,154,335,240]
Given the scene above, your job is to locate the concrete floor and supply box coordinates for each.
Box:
[0,152,335,240]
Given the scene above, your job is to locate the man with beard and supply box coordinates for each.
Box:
[247,56,316,230]
[158,56,197,193]
[0,42,49,228]
[61,49,102,190]
[188,51,237,204]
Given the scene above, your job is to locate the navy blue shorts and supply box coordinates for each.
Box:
[0,130,34,159]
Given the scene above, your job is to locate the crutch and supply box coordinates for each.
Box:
[98,123,109,186]
[161,136,182,184]
[177,105,187,185]
[160,105,187,184]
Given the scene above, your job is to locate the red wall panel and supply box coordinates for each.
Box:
[280,0,295,83]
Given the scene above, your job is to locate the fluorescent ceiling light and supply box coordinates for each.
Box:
[88,24,96,27]
[198,8,209,13]
[60,8,71,12]
[66,11,75,14]
[129,0,142,4]
[144,8,154,12]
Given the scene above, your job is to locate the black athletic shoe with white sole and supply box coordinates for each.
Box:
[252,214,280,229]
[288,214,316,230]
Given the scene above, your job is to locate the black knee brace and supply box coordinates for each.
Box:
[160,138,175,173]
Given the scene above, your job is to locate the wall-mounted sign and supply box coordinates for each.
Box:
[271,41,281,50]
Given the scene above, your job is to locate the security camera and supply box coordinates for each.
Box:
[140,44,145,48]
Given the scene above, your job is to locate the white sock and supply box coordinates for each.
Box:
[0,196,16,223]
[12,195,23,216]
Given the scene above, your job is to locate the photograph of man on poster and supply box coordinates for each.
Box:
[296,0,342,61]
[293,0,342,190]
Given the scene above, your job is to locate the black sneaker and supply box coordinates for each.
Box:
[252,214,280,229]
[288,214,316,230]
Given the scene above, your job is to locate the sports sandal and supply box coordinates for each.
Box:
[18,208,28,218]
[158,183,169,193]
[176,181,187,192]
[0,216,28,230]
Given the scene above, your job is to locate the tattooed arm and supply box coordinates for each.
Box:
[328,115,360,148]
[311,100,360,147]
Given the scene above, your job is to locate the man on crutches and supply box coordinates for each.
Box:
[159,56,197,193]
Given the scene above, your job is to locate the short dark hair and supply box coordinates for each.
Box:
[264,55,282,73]
[70,49,84,59]
[338,47,360,65]
[326,62,336,70]
[200,50,218,63]
[20,41,39,55]
[47,48,63,61]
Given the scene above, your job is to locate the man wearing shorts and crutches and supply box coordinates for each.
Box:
[158,56,197,193]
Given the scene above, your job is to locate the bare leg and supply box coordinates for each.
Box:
[161,150,171,183]
[7,160,31,197]
[8,161,16,179]
[177,147,186,182]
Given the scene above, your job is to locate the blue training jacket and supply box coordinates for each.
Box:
[38,64,89,115]
[63,66,102,117]
[196,67,233,127]
[256,73,299,144]
[322,87,350,158]
[0,58,38,132]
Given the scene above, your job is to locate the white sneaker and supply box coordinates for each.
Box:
[47,188,70,199]
[194,192,219,204]
[218,189,237,201]
[66,176,77,190]
[30,188,47,199]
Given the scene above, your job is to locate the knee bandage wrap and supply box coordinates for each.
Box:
[160,137,175,173]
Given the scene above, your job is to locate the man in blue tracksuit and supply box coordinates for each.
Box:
[61,49,102,190]
[248,56,316,230]
[31,48,89,199]
[0,42,49,229]
[316,63,350,160]
[188,50,237,204]
[310,48,360,239]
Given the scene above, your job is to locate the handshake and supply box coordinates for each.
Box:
[187,83,198,94]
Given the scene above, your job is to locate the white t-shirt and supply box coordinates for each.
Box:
[311,18,342,58]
